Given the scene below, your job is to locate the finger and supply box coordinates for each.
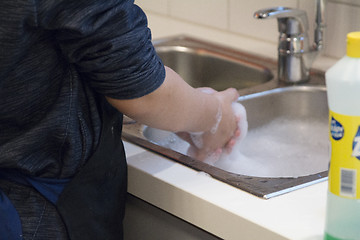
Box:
[222,88,239,102]
[225,138,236,153]
[234,129,241,138]
[176,132,193,144]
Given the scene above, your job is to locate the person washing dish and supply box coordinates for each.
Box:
[0,0,242,239]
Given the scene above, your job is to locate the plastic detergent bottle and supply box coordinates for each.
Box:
[324,32,360,240]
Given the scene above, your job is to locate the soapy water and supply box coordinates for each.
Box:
[144,110,329,178]
[214,118,329,177]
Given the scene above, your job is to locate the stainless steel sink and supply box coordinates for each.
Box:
[143,86,329,178]
[153,36,277,94]
[221,86,329,178]
[122,36,328,199]
[123,86,328,198]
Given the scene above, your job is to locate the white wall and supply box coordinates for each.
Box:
[135,0,360,60]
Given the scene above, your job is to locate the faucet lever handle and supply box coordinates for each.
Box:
[254,7,308,35]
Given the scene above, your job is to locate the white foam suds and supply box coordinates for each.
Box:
[204,102,248,165]
[144,113,329,178]
[213,118,329,177]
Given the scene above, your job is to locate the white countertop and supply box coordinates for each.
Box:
[125,141,327,240]
[124,13,330,240]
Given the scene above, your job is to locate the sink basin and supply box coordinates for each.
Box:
[142,86,329,179]
[123,86,329,198]
[232,85,329,178]
[153,36,277,94]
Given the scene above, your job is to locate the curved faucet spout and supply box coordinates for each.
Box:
[254,7,308,35]
[254,7,309,35]
[254,1,326,84]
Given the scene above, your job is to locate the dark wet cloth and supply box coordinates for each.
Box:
[0,0,165,239]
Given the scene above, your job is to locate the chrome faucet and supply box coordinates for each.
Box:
[254,0,326,83]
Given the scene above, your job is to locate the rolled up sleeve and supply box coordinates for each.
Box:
[38,0,165,99]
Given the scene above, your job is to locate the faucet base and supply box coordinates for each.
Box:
[278,53,311,83]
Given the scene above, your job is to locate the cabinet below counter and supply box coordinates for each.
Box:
[123,141,327,240]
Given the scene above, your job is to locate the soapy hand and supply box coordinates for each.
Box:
[177,87,242,161]
[205,101,248,165]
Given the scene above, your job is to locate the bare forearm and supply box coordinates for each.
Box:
[106,66,220,133]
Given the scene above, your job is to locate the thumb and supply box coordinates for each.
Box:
[217,88,239,103]
[224,88,239,102]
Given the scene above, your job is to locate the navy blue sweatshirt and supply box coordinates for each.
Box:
[0,0,165,178]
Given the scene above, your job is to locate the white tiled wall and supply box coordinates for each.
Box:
[135,0,360,59]
[169,0,228,29]
[229,0,297,44]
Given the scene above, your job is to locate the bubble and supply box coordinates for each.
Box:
[148,103,329,178]
[214,117,329,178]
